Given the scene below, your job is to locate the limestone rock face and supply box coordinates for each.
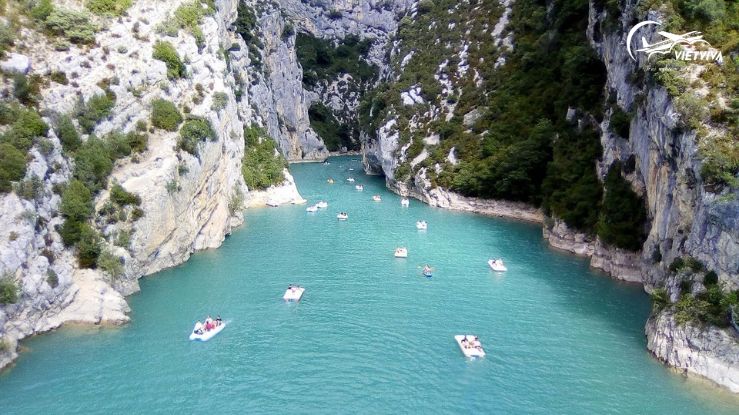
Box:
[646,311,739,393]
[0,53,31,74]
[243,0,412,161]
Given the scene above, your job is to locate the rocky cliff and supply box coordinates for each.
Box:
[0,0,300,370]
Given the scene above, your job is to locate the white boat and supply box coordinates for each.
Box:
[416,220,428,230]
[349,168,354,171]
[422,266,433,277]
[394,247,408,258]
[266,199,280,207]
[189,320,226,342]
[347,177,355,182]
[316,201,328,209]
[455,335,485,358]
[283,285,305,302]
[355,185,364,191]
[292,198,307,205]
[372,195,382,202]
[337,212,348,220]
[306,205,318,212]
[401,198,410,207]
[488,259,507,272]
[327,178,334,184]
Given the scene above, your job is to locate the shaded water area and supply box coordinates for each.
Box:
[1,157,737,414]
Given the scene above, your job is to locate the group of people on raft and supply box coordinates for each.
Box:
[193,315,222,335]
[460,335,483,351]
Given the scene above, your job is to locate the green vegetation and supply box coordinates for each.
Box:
[85,0,132,16]
[609,106,632,139]
[153,41,186,79]
[233,2,262,68]
[59,179,93,246]
[211,92,228,112]
[30,0,54,21]
[542,125,604,232]
[14,175,44,201]
[0,143,28,193]
[150,99,183,131]
[0,276,18,304]
[97,250,123,278]
[596,162,648,251]
[178,117,215,156]
[44,8,98,44]
[0,106,49,193]
[674,285,738,327]
[241,126,286,190]
[170,0,216,47]
[360,0,608,235]
[56,115,81,152]
[296,33,378,88]
[308,102,356,151]
[0,20,14,58]
[76,223,101,268]
[110,184,141,206]
[76,92,116,133]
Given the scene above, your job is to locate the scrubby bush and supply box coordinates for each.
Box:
[704,270,718,286]
[211,92,228,112]
[31,0,54,21]
[13,73,39,106]
[110,183,141,206]
[651,288,669,312]
[150,99,182,131]
[50,71,68,85]
[0,143,27,193]
[597,162,647,251]
[73,137,114,192]
[4,109,47,152]
[60,180,93,220]
[44,8,97,44]
[669,257,685,273]
[46,269,58,288]
[97,250,123,277]
[77,224,101,268]
[126,130,148,153]
[172,1,216,47]
[178,117,215,155]
[56,115,81,152]
[0,277,18,304]
[13,175,44,201]
[609,106,631,139]
[77,93,116,133]
[153,41,186,79]
[241,126,286,190]
[86,0,132,16]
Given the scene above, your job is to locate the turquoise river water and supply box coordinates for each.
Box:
[1,157,737,414]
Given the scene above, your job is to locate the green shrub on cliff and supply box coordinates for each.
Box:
[178,117,215,156]
[86,0,132,16]
[56,115,81,153]
[241,126,286,190]
[77,224,102,268]
[0,143,27,193]
[150,99,182,131]
[153,41,186,79]
[77,92,116,133]
[110,184,141,206]
[596,162,648,251]
[0,277,18,304]
[44,8,97,44]
[98,250,123,278]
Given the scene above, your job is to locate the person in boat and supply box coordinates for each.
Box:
[216,315,222,325]
[423,265,432,274]
[194,321,203,335]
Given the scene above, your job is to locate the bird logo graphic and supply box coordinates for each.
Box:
[626,21,711,61]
